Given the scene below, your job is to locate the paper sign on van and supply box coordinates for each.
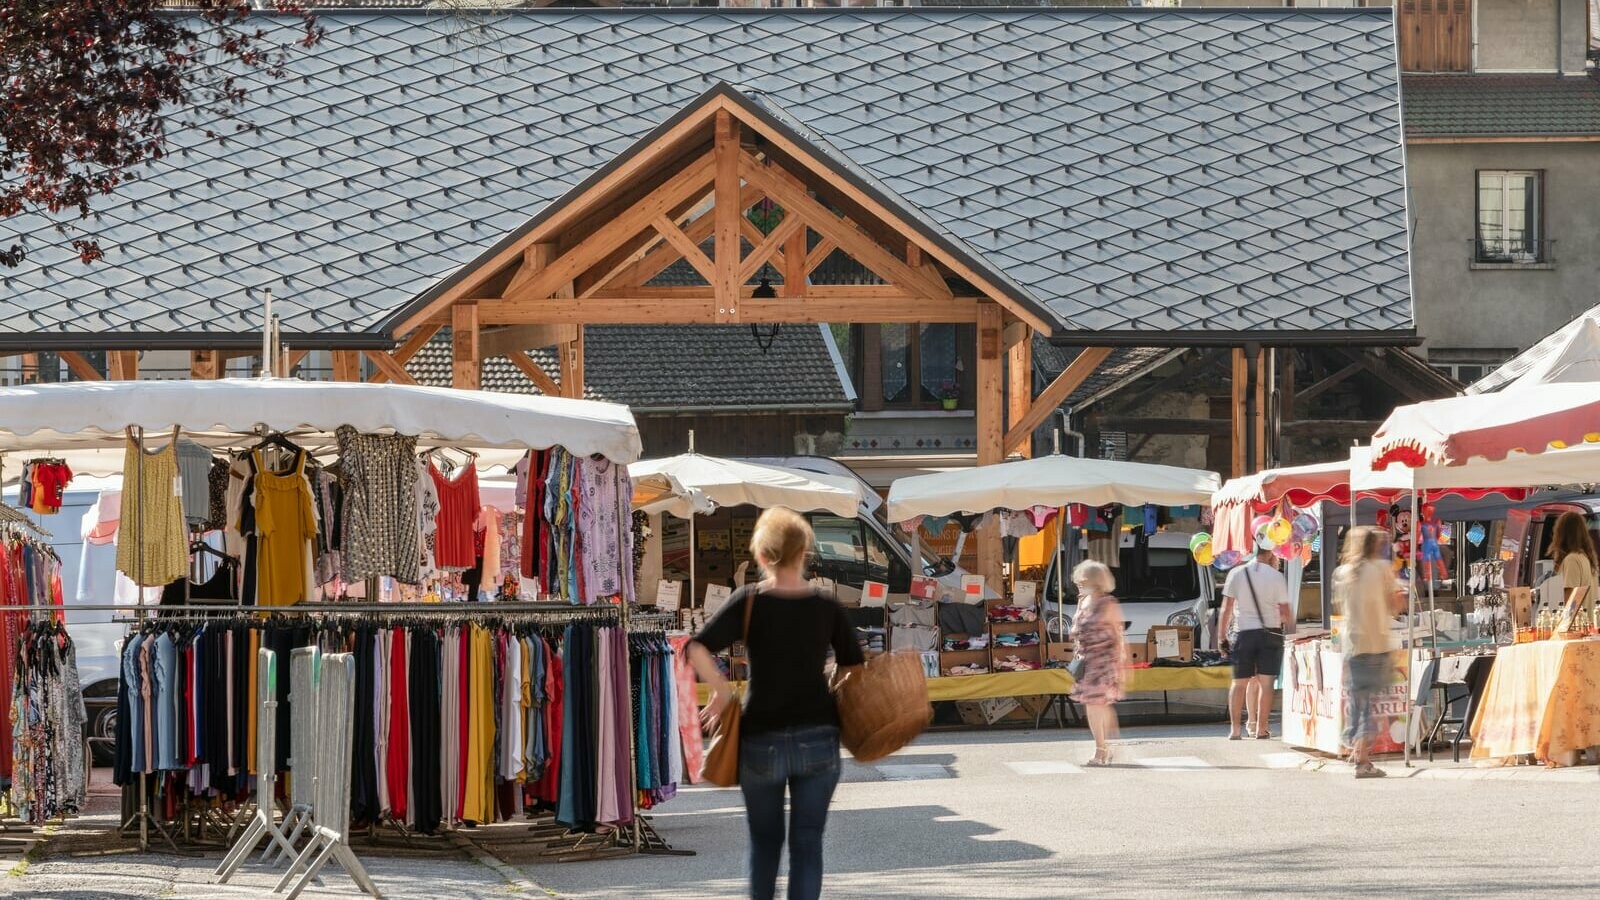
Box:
[1013,581,1038,607]
[704,584,732,616]
[909,575,938,601]
[861,581,888,608]
[961,575,985,604]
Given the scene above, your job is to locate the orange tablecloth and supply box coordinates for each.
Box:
[1470,639,1600,763]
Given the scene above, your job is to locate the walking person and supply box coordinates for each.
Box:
[1219,544,1291,740]
[688,508,864,900]
[1069,560,1126,766]
[1550,511,1599,619]
[1335,526,1404,779]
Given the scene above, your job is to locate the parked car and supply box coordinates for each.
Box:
[1042,530,1215,645]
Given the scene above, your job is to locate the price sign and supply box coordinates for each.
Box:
[655,580,682,612]
[861,580,888,608]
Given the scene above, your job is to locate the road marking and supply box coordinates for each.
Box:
[1006,760,1084,776]
[1129,756,1211,770]
[876,764,954,781]
[1260,752,1309,769]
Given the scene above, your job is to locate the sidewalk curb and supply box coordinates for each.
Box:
[449,831,560,897]
[1294,750,1600,782]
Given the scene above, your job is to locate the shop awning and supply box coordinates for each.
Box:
[0,377,642,462]
[886,454,1219,522]
[629,453,862,518]
[1370,381,1600,470]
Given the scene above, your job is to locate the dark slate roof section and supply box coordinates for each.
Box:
[0,8,1412,346]
[1032,339,1177,410]
[1403,75,1600,138]
[408,324,853,412]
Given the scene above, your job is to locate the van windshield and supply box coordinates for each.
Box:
[1048,546,1200,603]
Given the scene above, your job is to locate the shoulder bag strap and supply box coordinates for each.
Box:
[734,590,757,698]
[1241,566,1283,635]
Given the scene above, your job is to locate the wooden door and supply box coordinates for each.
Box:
[1399,0,1472,72]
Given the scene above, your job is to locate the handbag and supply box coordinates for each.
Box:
[699,591,755,787]
[1066,656,1087,680]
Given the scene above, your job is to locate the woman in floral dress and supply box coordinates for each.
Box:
[1069,560,1127,766]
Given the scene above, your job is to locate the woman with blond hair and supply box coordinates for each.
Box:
[689,507,864,900]
[1069,559,1126,766]
[1334,526,1403,779]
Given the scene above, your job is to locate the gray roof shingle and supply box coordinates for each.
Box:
[0,8,1412,346]
[1403,75,1600,139]
[408,324,852,412]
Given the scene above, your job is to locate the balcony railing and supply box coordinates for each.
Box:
[1470,238,1556,267]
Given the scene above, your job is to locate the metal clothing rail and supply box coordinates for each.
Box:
[2,601,629,615]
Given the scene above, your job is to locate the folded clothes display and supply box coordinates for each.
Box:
[937,602,986,637]
[944,664,989,676]
[891,624,938,653]
[987,605,1037,624]
[889,600,936,629]
[993,632,1039,648]
[855,627,886,655]
[942,635,989,651]
[994,655,1040,672]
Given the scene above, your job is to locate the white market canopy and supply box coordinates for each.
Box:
[1469,307,1600,394]
[629,453,862,518]
[0,378,642,463]
[886,454,1221,523]
[1370,381,1600,470]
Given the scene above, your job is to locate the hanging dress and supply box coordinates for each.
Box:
[429,461,481,570]
[117,434,189,587]
[336,426,421,584]
[253,449,317,606]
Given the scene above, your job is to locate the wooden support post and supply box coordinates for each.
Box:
[1007,325,1034,458]
[783,221,808,297]
[976,302,1006,590]
[188,350,219,380]
[331,351,362,383]
[59,351,103,381]
[108,350,138,381]
[1279,349,1296,465]
[558,329,586,399]
[451,302,480,390]
[1230,347,1248,478]
[1255,346,1269,471]
[714,111,741,322]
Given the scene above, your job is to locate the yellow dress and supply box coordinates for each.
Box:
[463,624,496,823]
[116,435,188,586]
[253,449,317,606]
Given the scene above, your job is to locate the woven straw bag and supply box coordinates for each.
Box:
[835,650,932,762]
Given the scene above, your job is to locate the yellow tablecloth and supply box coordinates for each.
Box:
[694,665,1231,705]
[1470,639,1600,763]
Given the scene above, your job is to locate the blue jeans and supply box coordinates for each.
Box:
[739,725,842,900]
[1343,653,1391,746]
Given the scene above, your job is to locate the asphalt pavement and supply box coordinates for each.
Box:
[7,722,1594,898]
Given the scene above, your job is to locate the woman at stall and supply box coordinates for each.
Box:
[1069,560,1127,766]
[1549,511,1599,620]
[1335,526,1403,779]
[688,508,864,900]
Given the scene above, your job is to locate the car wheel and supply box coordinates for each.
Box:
[89,705,117,767]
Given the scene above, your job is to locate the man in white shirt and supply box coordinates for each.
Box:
[1219,545,1292,740]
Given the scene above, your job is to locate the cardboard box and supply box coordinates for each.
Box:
[1126,641,1148,664]
[956,697,1020,726]
[1046,641,1075,662]
[1145,625,1195,662]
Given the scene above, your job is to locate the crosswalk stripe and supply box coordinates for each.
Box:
[1260,751,1308,769]
[1129,755,1211,770]
[875,764,954,781]
[1006,760,1084,776]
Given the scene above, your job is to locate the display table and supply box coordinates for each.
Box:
[1470,639,1600,764]
[694,665,1229,706]
[1126,666,1233,693]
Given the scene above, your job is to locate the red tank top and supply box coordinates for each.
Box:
[428,462,480,569]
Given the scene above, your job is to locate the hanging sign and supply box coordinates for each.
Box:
[704,583,733,616]
[1013,581,1038,607]
[861,580,888,608]
[654,579,682,612]
[961,574,986,604]
[909,575,939,601]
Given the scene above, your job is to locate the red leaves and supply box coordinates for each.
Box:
[1,0,322,266]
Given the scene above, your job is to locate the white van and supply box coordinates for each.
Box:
[1043,530,1215,645]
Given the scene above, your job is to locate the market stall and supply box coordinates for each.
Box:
[883,454,1221,716]
[0,377,695,861]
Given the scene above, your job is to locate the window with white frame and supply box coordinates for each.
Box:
[1475,170,1543,263]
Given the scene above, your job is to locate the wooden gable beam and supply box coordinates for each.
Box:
[601,183,766,294]
[652,216,716,283]
[506,349,562,396]
[362,348,418,386]
[713,111,741,320]
[369,322,441,385]
[1003,346,1112,454]
[738,211,806,285]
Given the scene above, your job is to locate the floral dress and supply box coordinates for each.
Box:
[1070,594,1126,706]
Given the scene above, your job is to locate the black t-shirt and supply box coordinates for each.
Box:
[692,586,865,736]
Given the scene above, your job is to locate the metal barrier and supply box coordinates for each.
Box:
[213,648,299,882]
[264,646,321,866]
[274,652,380,899]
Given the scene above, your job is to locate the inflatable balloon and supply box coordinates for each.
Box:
[1266,517,1292,545]
[1466,523,1486,547]
[1190,532,1212,553]
[1272,541,1294,561]
[1291,512,1318,541]
[1251,515,1274,537]
[1301,544,1314,565]
[1193,545,1215,567]
[1215,549,1245,569]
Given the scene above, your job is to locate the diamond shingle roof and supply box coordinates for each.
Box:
[0,7,1412,347]
[1403,75,1600,139]
[408,325,853,412]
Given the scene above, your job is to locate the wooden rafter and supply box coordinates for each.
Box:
[651,216,716,283]
[1002,346,1112,454]
[362,349,418,386]
[59,351,102,381]
[477,295,978,325]
[803,238,838,276]
[506,349,562,396]
[738,211,805,285]
[600,183,765,293]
